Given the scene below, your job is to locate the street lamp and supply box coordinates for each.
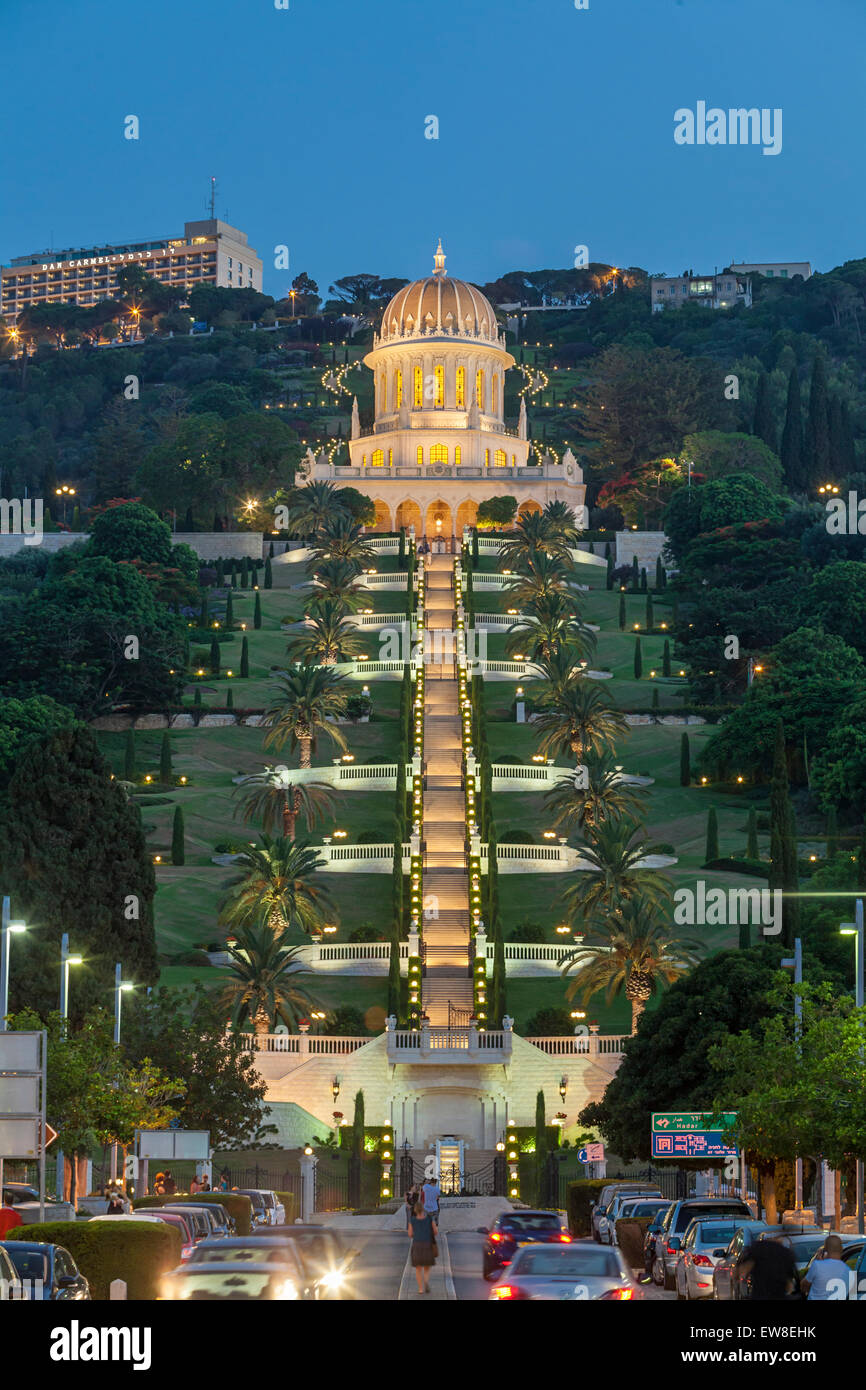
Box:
[840,899,864,1233]
[559,1076,568,1103]
[114,964,134,1046]
[0,897,26,1032]
[331,1077,341,1102]
[59,933,83,1029]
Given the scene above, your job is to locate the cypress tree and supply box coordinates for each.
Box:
[618,591,626,630]
[633,637,642,680]
[841,400,857,476]
[264,557,273,589]
[159,731,172,785]
[747,807,759,860]
[254,592,262,629]
[210,637,220,675]
[215,558,225,586]
[226,688,234,710]
[753,372,776,450]
[589,541,595,554]
[491,917,506,1028]
[781,367,804,491]
[183,506,195,532]
[240,556,250,589]
[387,930,401,1018]
[230,560,238,588]
[534,1089,547,1200]
[829,397,845,479]
[631,555,639,591]
[679,732,690,787]
[472,528,479,565]
[171,805,185,866]
[240,636,249,678]
[769,720,799,948]
[605,541,612,559]
[645,593,654,631]
[351,1090,365,1162]
[651,686,660,711]
[606,553,614,590]
[705,807,719,863]
[806,354,830,489]
[193,688,202,708]
[124,728,136,782]
[739,917,752,950]
[655,555,664,590]
[663,639,671,677]
[640,567,647,592]
[398,527,406,569]
[826,805,838,859]
[268,540,275,558]
[199,590,209,627]
[225,590,234,629]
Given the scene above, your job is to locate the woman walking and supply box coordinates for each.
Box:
[408,1198,438,1294]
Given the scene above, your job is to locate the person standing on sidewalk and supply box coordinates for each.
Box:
[421,1175,441,1225]
[408,1200,438,1294]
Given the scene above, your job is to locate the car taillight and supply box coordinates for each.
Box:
[557,1233,573,1243]
[599,1287,635,1300]
[490,1233,502,1243]
[490,1284,527,1299]
[692,1254,713,1268]
[665,1244,678,1254]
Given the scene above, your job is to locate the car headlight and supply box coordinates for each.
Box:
[320,1270,343,1289]
[276,1279,299,1300]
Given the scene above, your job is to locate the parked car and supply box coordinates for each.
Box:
[232,1189,270,1228]
[161,1260,305,1301]
[480,1210,570,1279]
[276,1226,353,1299]
[186,1236,315,1297]
[489,1243,643,1300]
[757,1228,826,1283]
[654,1198,754,1291]
[146,1211,197,1260]
[643,1205,674,1278]
[1,1240,90,1300]
[610,1197,671,1249]
[674,1218,746,1301]
[238,1190,285,1226]
[591,1183,663,1243]
[712,1222,774,1299]
[599,1190,664,1245]
[162,1203,232,1237]
[2,1183,42,1206]
[0,1242,20,1298]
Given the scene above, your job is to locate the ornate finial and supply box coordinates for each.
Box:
[432,238,446,278]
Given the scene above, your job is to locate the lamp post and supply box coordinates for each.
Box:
[59,934,83,1031]
[110,965,134,1184]
[781,937,804,1210]
[0,896,26,1032]
[840,899,864,1233]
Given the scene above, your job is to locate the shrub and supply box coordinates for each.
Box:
[524,1007,575,1035]
[274,1191,296,1224]
[508,922,547,943]
[134,1191,253,1237]
[499,829,535,845]
[566,1179,608,1236]
[348,926,386,942]
[357,829,388,844]
[704,857,770,878]
[7,1219,181,1300]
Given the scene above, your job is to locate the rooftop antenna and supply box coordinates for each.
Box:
[209,176,217,219]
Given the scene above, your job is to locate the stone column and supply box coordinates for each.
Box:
[299,1152,317,1222]
[479,1097,486,1148]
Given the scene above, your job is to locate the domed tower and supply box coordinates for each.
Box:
[348,241,530,476]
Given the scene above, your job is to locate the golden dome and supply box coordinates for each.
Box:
[377,241,502,348]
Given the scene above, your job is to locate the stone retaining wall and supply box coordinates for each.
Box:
[0,531,264,560]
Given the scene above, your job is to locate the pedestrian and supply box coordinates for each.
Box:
[803,1235,852,1300]
[218,1169,230,1193]
[740,1237,799,1300]
[162,1170,177,1195]
[421,1173,441,1225]
[0,1204,23,1238]
[404,1182,419,1228]
[189,1174,201,1196]
[152,1172,166,1196]
[408,1199,438,1294]
[106,1192,125,1214]
[200,1176,211,1192]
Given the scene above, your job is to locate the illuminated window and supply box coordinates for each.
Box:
[379,373,387,412]
[456,366,465,409]
[431,444,448,465]
[434,364,444,407]
[494,449,507,467]
[455,446,462,467]
[512,454,516,465]
[414,366,424,408]
[372,449,384,467]
[417,445,424,466]
[492,375,499,414]
[476,369,485,410]
[395,369,403,407]
[362,455,366,466]
[388,449,393,466]
[484,449,490,467]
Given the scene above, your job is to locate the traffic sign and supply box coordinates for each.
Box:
[40,1122,58,1151]
[578,1143,605,1163]
[652,1112,737,1133]
[651,1113,738,1160]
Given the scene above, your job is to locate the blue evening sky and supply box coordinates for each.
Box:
[1,0,862,297]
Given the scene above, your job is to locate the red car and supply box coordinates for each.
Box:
[479,1211,572,1279]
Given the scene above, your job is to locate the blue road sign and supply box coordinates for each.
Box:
[651,1131,737,1160]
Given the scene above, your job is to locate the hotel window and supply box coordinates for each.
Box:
[417,445,424,466]
[494,449,507,467]
[492,376,499,414]
[454,446,461,467]
[394,369,403,407]
[430,444,448,465]
[413,365,423,408]
[372,449,384,468]
[476,369,485,409]
[455,366,465,409]
[484,449,490,467]
[434,364,444,407]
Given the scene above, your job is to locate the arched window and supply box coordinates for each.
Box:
[371,449,384,468]
[492,375,499,414]
[395,369,403,408]
[413,366,423,408]
[434,364,444,407]
[417,445,424,466]
[455,446,462,467]
[455,366,465,409]
[476,369,485,410]
[494,449,507,468]
[380,372,387,413]
[484,449,490,467]
[430,444,448,465]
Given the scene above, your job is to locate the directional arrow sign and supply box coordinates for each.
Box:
[652,1112,737,1133]
[39,1122,58,1152]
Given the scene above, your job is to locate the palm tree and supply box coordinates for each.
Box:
[312,514,377,568]
[499,511,574,568]
[233,766,339,840]
[505,592,595,663]
[220,836,334,935]
[543,498,582,543]
[289,481,347,538]
[561,898,702,1034]
[534,680,627,761]
[543,752,648,834]
[504,551,574,609]
[287,600,367,666]
[262,665,348,767]
[309,558,365,609]
[559,819,672,923]
[219,922,321,1036]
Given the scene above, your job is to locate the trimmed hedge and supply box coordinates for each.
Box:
[275,1191,297,1224]
[566,1179,610,1236]
[133,1191,253,1236]
[703,857,770,879]
[7,1219,181,1301]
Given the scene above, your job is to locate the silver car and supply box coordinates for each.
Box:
[591,1184,662,1242]
[598,1191,663,1245]
[674,1218,745,1301]
[609,1197,671,1248]
[489,1243,643,1300]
